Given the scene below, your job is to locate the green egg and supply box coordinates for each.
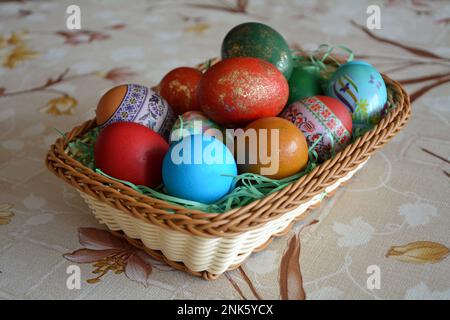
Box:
[221,22,293,80]
[288,65,322,104]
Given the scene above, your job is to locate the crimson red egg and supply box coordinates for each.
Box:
[94,122,169,187]
[160,67,203,116]
[198,57,289,127]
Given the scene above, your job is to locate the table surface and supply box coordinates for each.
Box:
[1,0,449,300]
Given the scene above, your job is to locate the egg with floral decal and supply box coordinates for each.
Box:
[96,84,176,140]
[325,61,387,132]
[170,111,223,143]
[281,96,352,162]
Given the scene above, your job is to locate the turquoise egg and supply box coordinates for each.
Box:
[162,134,237,204]
[325,61,387,131]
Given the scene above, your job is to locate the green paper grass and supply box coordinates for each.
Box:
[66,129,317,213]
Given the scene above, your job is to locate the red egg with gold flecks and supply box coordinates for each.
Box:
[198,57,289,127]
[160,67,203,116]
[281,96,352,162]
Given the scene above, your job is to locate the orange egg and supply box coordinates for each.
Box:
[236,117,309,179]
[95,84,175,140]
[96,85,127,126]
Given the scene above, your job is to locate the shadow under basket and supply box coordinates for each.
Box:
[46,58,411,280]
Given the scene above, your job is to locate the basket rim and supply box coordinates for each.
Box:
[45,56,411,238]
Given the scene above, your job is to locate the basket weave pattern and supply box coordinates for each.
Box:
[46,59,411,279]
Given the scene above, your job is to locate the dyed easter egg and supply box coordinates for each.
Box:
[160,67,203,116]
[95,84,175,140]
[325,61,387,131]
[288,65,322,105]
[169,111,224,143]
[221,22,293,79]
[281,96,352,162]
[198,57,289,127]
[237,117,309,179]
[162,134,237,204]
[94,122,169,188]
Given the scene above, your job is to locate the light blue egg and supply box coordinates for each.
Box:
[326,61,387,131]
[162,134,237,204]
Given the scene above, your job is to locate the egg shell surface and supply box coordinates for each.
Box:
[281,96,352,162]
[94,122,169,188]
[162,134,237,204]
[160,67,203,116]
[198,57,289,127]
[325,61,387,130]
[221,22,293,79]
[288,65,322,104]
[237,117,309,179]
[169,111,224,143]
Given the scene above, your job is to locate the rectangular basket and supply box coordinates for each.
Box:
[45,59,411,280]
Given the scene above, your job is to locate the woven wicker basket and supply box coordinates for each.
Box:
[46,57,411,280]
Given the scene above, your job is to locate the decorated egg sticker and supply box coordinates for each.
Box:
[281,96,352,162]
[170,111,223,143]
[96,84,175,140]
[325,61,387,131]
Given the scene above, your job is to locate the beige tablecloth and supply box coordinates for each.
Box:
[1,0,449,300]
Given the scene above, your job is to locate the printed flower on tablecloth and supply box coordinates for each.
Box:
[40,95,78,116]
[245,250,277,274]
[184,23,211,35]
[55,30,110,46]
[308,286,344,300]
[0,203,14,226]
[23,193,46,210]
[101,67,137,83]
[399,202,438,227]
[332,217,375,247]
[405,282,450,300]
[64,228,172,286]
[0,31,38,68]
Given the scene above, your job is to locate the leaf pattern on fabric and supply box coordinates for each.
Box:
[279,234,305,300]
[1,31,38,68]
[184,23,211,35]
[0,203,14,226]
[124,254,153,287]
[386,241,450,264]
[63,228,168,286]
[55,31,110,46]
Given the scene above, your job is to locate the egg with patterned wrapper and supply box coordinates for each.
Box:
[95,84,176,140]
[281,96,352,162]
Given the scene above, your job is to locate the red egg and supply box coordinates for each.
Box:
[160,67,203,116]
[198,57,289,127]
[94,122,169,187]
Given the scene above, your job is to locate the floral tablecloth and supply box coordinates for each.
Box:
[1,0,449,300]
